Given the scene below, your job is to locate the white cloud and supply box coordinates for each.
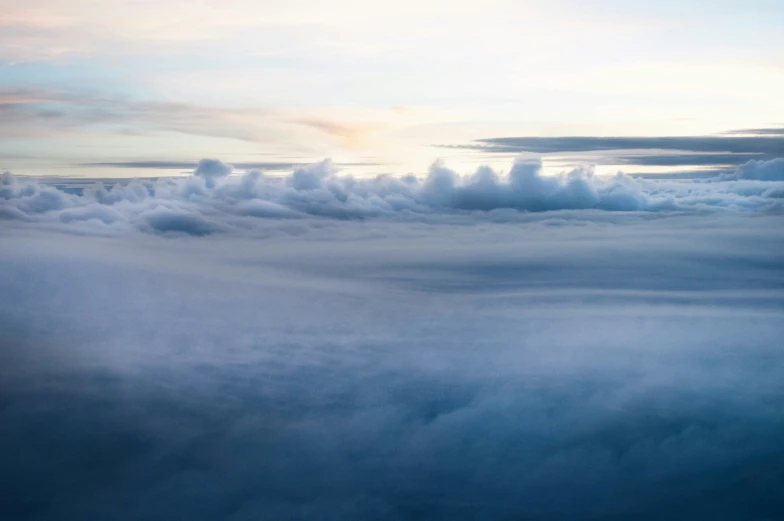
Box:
[1,209,783,519]
[2,157,784,236]
[726,158,784,181]
[193,158,234,188]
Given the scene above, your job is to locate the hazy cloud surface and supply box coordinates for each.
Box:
[1,157,784,520]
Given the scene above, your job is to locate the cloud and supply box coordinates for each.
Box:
[456,134,784,156]
[287,159,337,191]
[141,207,221,236]
[2,157,784,235]
[0,88,409,163]
[598,153,768,168]
[59,204,124,225]
[193,158,233,188]
[0,89,275,142]
[721,128,784,136]
[422,160,632,212]
[80,161,304,171]
[1,171,75,213]
[725,158,784,181]
[0,88,385,153]
[295,118,381,148]
[1,210,783,520]
[440,132,784,174]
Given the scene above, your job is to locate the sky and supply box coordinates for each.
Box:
[2,0,784,178]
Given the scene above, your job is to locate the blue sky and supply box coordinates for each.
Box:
[1,0,783,177]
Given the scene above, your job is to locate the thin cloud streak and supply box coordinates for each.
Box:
[459,136,784,155]
[442,134,784,171]
[79,161,379,170]
[721,128,784,136]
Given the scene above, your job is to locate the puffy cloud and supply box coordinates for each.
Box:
[232,199,303,219]
[141,207,221,236]
[59,204,125,224]
[287,159,337,191]
[85,180,152,205]
[0,204,29,220]
[1,158,783,235]
[194,158,233,188]
[1,172,76,214]
[727,158,784,181]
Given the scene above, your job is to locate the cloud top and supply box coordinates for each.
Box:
[725,158,784,181]
[1,158,783,235]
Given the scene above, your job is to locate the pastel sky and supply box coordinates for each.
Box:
[2,0,783,177]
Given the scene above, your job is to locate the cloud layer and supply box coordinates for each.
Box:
[461,135,784,156]
[450,133,784,169]
[2,157,783,236]
[1,211,783,520]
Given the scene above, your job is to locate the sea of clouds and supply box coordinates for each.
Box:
[1,157,784,520]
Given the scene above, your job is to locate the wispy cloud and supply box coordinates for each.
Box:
[0,88,274,140]
[459,136,784,155]
[721,127,784,136]
[0,87,398,156]
[295,118,383,148]
[445,133,784,170]
[78,160,378,171]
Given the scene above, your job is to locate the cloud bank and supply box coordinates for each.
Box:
[2,157,783,236]
[1,211,783,520]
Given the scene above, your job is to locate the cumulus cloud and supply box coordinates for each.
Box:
[726,158,784,181]
[193,158,234,188]
[1,157,783,236]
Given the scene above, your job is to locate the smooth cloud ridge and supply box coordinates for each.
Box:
[2,158,784,235]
